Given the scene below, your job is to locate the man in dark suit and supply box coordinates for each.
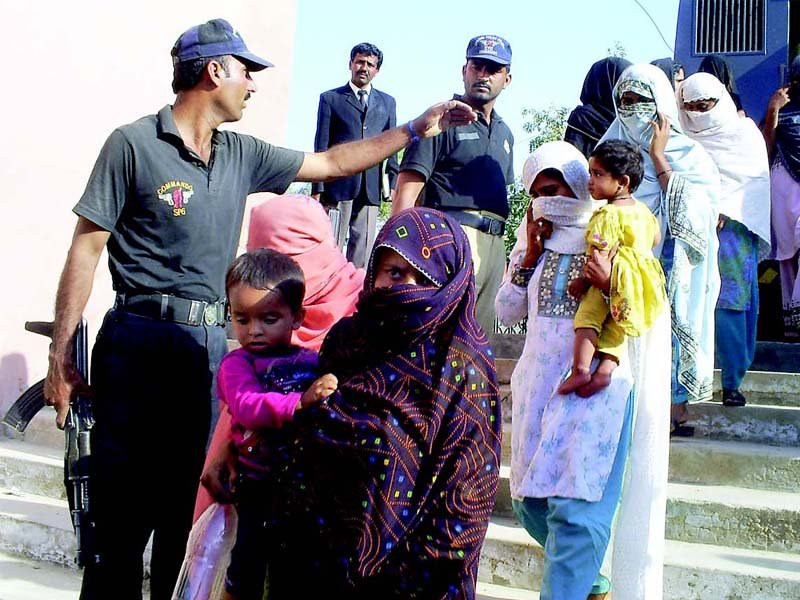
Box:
[312,42,398,267]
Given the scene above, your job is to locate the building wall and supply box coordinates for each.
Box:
[0,1,298,414]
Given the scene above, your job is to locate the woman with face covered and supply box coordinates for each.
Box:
[256,208,501,598]
[565,57,633,159]
[678,73,771,407]
[763,56,800,338]
[496,141,669,600]
[600,64,721,433]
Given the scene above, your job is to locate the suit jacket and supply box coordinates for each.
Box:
[312,84,398,204]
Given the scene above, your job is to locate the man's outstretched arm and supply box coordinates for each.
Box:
[296,99,476,183]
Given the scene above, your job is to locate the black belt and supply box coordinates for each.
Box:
[449,211,506,237]
[114,293,226,327]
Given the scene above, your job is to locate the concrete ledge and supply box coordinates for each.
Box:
[666,483,800,553]
[0,439,64,500]
[691,402,800,446]
[669,437,800,492]
[479,518,800,596]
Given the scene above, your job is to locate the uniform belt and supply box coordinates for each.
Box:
[449,211,506,236]
[114,293,226,327]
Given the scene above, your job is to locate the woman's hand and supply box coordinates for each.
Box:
[768,86,791,114]
[300,373,338,408]
[520,203,553,268]
[567,277,591,300]
[583,246,616,292]
[650,111,670,158]
[200,439,238,503]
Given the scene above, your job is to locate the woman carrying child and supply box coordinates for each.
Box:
[496,141,670,600]
[259,208,501,598]
[558,139,667,396]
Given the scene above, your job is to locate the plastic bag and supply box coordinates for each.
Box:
[172,502,238,600]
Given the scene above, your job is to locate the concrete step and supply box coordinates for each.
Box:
[668,437,800,492]
[665,483,800,553]
[476,581,539,600]
[0,488,76,567]
[478,518,800,598]
[0,439,65,500]
[502,434,800,492]
[0,550,89,600]
[497,386,800,446]
[2,410,65,449]
[690,401,800,446]
[0,487,153,572]
[496,365,800,407]
[493,468,800,553]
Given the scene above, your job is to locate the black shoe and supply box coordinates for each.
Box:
[722,389,746,407]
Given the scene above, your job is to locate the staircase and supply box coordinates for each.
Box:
[1,336,799,599]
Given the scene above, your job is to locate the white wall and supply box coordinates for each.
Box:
[0,0,297,413]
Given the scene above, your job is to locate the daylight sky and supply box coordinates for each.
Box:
[284,0,681,175]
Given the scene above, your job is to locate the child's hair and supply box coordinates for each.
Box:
[590,140,644,193]
[225,248,305,313]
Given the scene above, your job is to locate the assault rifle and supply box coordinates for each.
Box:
[2,319,98,567]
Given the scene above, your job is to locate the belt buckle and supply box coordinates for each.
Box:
[203,303,218,326]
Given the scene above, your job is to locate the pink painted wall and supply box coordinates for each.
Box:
[0,1,297,415]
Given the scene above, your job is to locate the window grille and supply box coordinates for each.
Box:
[694,0,765,54]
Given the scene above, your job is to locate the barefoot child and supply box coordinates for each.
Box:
[558,140,666,397]
[219,248,337,600]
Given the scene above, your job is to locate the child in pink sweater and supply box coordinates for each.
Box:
[219,248,337,600]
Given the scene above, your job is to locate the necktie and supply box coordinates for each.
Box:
[358,89,367,108]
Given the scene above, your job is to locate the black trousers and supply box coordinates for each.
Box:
[79,309,227,600]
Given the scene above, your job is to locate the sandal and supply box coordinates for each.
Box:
[670,419,695,437]
[722,389,746,407]
[588,574,611,599]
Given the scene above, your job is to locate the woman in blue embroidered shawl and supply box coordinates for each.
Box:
[262,208,501,599]
[600,63,721,433]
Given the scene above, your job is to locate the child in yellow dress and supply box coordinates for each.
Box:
[559,139,667,397]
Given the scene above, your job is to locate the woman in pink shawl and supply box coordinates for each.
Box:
[193,194,365,519]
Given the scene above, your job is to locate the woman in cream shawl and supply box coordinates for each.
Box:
[678,73,771,406]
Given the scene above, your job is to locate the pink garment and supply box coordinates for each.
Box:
[219,349,302,432]
[193,194,364,521]
[247,194,365,351]
[770,163,800,262]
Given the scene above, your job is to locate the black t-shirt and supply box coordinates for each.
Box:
[400,101,514,218]
[74,106,304,302]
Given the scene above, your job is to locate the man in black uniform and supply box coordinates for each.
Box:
[312,42,398,268]
[42,18,476,600]
[393,35,514,335]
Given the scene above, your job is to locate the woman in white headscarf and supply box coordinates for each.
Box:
[495,141,669,600]
[600,63,721,432]
[678,72,771,406]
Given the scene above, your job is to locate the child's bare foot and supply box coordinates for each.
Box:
[576,355,617,398]
[576,371,612,397]
[558,369,592,394]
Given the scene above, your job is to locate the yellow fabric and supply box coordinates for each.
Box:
[583,201,667,337]
[574,287,626,359]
